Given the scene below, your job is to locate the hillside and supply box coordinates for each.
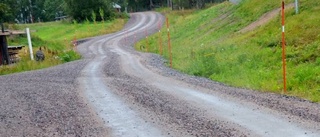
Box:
[136,0,320,102]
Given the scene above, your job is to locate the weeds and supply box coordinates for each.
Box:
[1,18,126,75]
[136,1,320,102]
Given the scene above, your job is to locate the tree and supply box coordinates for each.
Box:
[150,0,154,9]
[196,0,205,9]
[128,0,159,11]
[43,0,66,21]
[64,0,114,22]
[0,0,18,23]
[0,3,11,22]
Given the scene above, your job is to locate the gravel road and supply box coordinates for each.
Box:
[1,11,320,137]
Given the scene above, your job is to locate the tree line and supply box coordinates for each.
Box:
[128,0,227,11]
[0,0,226,23]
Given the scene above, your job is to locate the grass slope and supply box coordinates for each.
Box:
[1,19,126,75]
[136,0,320,102]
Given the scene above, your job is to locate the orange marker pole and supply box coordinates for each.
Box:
[281,1,287,93]
[73,35,77,51]
[158,20,163,55]
[166,17,172,68]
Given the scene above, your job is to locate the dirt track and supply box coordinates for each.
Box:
[76,12,320,137]
[1,11,320,137]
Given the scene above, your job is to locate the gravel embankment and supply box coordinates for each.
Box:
[0,60,109,136]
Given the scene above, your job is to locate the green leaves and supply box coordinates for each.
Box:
[64,0,114,22]
[0,2,12,22]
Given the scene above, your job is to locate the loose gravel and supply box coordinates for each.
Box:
[102,49,250,137]
[142,53,320,124]
[0,60,109,136]
[1,11,320,137]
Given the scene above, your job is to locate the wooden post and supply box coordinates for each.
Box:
[0,35,10,65]
[0,23,9,65]
[26,28,34,60]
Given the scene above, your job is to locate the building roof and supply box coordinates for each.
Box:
[113,3,121,9]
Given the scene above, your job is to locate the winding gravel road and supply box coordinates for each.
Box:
[1,12,320,137]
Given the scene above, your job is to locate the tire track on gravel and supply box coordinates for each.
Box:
[77,12,170,137]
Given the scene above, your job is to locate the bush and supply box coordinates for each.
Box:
[58,50,81,62]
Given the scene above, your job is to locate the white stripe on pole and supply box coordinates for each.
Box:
[282,26,285,32]
[26,28,34,60]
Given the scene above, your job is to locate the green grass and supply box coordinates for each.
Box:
[1,18,126,75]
[136,0,320,102]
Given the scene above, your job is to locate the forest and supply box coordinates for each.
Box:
[0,0,226,23]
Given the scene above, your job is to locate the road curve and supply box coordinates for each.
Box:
[76,12,320,137]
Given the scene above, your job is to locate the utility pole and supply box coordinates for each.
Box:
[295,0,299,14]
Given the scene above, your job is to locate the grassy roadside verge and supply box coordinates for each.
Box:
[0,18,126,75]
[136,0,320,102]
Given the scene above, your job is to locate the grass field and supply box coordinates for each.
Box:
[136,0,320,102]
[1,18,126,75]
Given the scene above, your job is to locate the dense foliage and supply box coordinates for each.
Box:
[64,0,114,22]
[0,0,66,23]
[127,0,226,11]
[0,0,226,23]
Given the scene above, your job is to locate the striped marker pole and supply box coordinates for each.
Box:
[281,1,287,93]
[166,17,172,68]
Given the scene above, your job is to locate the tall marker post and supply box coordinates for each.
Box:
[166,17,172,68]
[281,1,287,93]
